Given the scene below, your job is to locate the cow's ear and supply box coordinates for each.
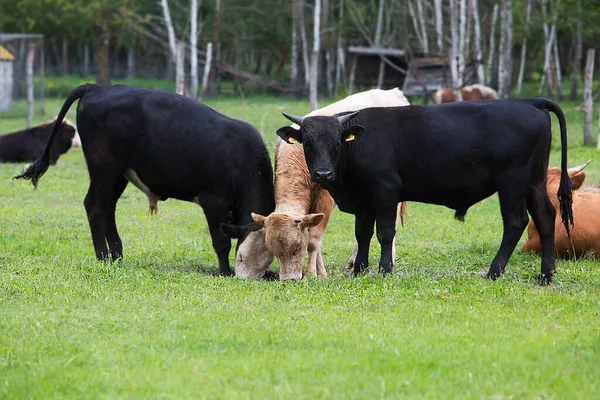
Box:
[300,213,324,229]
[341,125,365,142]
[571,172,586,190]
[251,213,267,227]
[276,126,303,144]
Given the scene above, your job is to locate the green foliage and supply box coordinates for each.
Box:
[1,92,600,398]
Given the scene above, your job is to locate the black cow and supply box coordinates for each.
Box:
[0,121,75,164]
[15,84,275,276]
[275,98,573,284]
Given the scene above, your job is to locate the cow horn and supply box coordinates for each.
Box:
[567,160,591,175]
[337,111,360,125]
[282,113,304,126]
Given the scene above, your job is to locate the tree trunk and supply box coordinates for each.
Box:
[190,0,200,99]
[349,55,357,95]
[458,0,466,88]
[472,0,484,84]
[497,0,507,97]
[26,43,35,128]
[375,0,385,47]
[291,0,300,86]
[408,1,424,53]
[540,24,556,97]
[487,3,499,88]
[450,0,462,100]
[553,35,562,100]
[199,42,213,102]
[570,0,582,100]
[127,46,135,78]
[516,0,532,96]
[208,0,221,95]
[503,0,513,96]
[83,43,90,77]
[416,0,429,55]
[62,36,69,76]
[310,0,321,111]
[160,0,177,63]
[176,39,185,95]
[94,11,111,86]
[334,0,344,95]
[584,48,595,146]
[300,1,310,88]
[434,0,443,54]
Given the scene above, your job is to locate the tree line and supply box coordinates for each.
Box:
[2,0,600,105]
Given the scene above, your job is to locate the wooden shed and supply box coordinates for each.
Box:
[0,44,15,112]
[347,46,407,91]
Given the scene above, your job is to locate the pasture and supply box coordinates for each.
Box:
[1,90,600,398]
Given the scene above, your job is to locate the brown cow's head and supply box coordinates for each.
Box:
[250,212,324,280]
[546,161,590,207]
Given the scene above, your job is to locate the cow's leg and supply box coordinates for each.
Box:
[84,177,117,261]
[316,252,326,277]
[305,219,330,279]
[526,184,557,284]
[105,176,128,261]
[376,207,397,274]
[486,189,529,280]
[346,202,401,273]
[353,211,375,275]
[199,199,233,276]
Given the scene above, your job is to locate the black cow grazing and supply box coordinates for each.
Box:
[0,120,75,164]
[276,98,573,284]
[15,84,276,276]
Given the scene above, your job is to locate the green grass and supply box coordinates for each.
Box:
[1,89,600,399]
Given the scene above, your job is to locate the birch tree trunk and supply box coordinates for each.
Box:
[584,48,595,146]
[487,3,499,87]
[26,43,35,128]
[516,0,532,96]
[334,0,344,95]
[83,43,90,77]
[457,0,466,89]
[160,0,177,63]
[449,0,462,100]
[291,0,300,86]
[300,1,310,88]
[472,0,484,84]
[553,35,562,100]
[127,47,135,78]
[208,0,221,95]
[416,0,429,55]
[570,0,582,100]
[190,0,200,99]
[310,0,321,111]
[62,36,68,76]
[199,42,213,102]
[408,1,424,52]
[539,25,556,97]
[375,0,385,88]
[175,39,185,95]
[503,0,513,96]
[434,0,443,54]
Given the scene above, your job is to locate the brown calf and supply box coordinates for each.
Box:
[522,161,600,258]
[434,84,498,104]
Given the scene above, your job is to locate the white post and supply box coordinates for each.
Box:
[26,43,35,128]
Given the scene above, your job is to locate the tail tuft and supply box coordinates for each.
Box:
[558,168,574,236]
[13,156,50,188]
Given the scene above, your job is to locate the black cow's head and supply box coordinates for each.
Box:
[276,112,365,184]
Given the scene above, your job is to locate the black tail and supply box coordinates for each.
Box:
[13,84,92,187]
[534,98,573,236]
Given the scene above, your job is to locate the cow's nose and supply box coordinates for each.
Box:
[315,169,333,181]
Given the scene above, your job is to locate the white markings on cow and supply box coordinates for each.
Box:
[124,168,160,214]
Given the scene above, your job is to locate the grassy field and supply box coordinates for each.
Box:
[1,86,600,399]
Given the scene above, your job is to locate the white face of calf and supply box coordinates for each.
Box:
[234,229,275,279]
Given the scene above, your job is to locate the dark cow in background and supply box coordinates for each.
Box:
[16,84,275,276]
[0,119,75,164]
[523,161,600,259]
[277,98,573,284]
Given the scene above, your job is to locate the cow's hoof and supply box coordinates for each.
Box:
[343,264,354,277]
[537,272,553,286]
[485,269,502,280]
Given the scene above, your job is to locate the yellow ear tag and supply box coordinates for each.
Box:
[288,137,299,144]
[345,134,356,142]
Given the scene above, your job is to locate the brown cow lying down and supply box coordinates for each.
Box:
[522,161,600,259]
[223,88,409,280]
[434,84,498,104]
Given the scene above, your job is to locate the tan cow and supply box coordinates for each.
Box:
[249,88,410,280]
[433,84,498,104]
[522,161,600,259]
